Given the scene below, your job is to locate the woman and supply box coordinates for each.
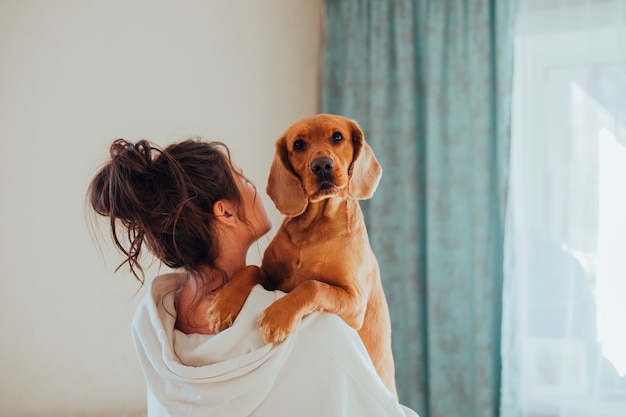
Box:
[88,138,418,417]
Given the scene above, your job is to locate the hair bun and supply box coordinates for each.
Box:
[110,139,153,175]
[89,138,157,220]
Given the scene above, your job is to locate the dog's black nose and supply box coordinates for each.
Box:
[310,157,334,177]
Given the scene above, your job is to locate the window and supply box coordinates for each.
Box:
[506,1,626,416]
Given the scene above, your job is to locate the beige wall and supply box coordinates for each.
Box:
[0,1,324,415]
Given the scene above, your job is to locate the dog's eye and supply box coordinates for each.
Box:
[293,139,306,152]
[331,132,343,143]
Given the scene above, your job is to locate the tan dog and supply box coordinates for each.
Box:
[207,114,396,396]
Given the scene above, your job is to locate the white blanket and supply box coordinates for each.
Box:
[132,273,419,417]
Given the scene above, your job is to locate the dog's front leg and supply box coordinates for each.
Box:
[258,279,364,344]
[206,265,265,333]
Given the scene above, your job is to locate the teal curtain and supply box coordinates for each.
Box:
[321,1,515,417]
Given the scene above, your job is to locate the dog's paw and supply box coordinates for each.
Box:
[206,295,240,334]
[258,303,300,344]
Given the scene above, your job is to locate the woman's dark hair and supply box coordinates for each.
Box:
[87,138,244,285]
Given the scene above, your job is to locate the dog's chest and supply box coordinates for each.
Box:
[263,220,366,291]
[270,230,333,271]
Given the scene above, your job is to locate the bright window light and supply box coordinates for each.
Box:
[596,127,626,377]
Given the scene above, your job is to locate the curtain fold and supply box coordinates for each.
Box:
[321,1,515,417]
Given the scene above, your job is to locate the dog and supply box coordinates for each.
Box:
[207,114,396,396]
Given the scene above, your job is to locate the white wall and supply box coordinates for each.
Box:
[0,1,324,415]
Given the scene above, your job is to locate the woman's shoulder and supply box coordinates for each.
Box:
[149,271,186,289]
[299,310,359,339]
[146,272,186,301]
[152,271,187,284]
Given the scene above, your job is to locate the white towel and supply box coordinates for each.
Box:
[132,273,419,417]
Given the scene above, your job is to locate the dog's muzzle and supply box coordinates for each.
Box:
[310,157,334,177]
[310,157,336,190]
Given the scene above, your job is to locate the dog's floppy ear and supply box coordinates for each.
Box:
[347,120,382,199]
[266,136,309,216]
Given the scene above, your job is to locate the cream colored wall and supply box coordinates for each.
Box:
[0,1,324,415]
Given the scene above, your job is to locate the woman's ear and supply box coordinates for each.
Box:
[213,200,238,227]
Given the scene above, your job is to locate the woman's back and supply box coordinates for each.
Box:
[133,274,417,417]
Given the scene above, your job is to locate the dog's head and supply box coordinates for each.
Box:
[267,114,382,217]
